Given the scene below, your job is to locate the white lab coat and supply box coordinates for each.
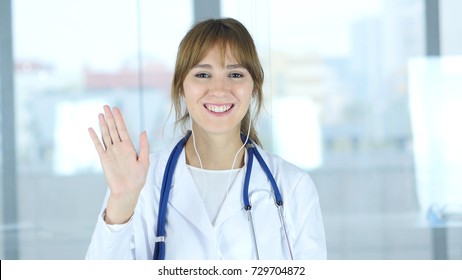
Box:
[86,143,326,260]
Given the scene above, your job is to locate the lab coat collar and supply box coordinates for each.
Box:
[168,149,215,238]
[214,146,269,227]
[165,143,270,232]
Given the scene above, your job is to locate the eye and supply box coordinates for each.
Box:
[229,72,244,78]
[195,72,210,78]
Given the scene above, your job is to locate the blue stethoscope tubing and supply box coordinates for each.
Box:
[153,131,294,260]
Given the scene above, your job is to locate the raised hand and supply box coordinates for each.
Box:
[88,105,150,224]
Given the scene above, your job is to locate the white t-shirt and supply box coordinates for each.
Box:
[187,165,242,225]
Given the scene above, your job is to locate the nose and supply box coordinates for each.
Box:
[209,76,229,96]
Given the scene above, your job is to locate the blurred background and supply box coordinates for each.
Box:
[1,0,461,259]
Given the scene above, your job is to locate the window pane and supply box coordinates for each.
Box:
[10,0,193,259]
[441,0,462,55]
[221,0,462,259]
[4,0,461,260]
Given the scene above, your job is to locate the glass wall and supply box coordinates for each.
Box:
[6,0,193,259]
[225,0,417,259]
[1,0,461,259]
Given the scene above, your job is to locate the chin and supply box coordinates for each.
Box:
[201,122,241,136]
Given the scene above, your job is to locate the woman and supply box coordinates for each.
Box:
[86,18,326,259]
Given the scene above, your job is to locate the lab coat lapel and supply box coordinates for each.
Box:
[168,150,215,238]
[214,149,268,227]
[213,170,245,226]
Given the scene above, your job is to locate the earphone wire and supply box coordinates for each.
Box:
[226,117,251,201]
[191,117,252,210]
[191,121,207,201]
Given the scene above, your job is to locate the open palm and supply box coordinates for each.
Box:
[88,105,150,223]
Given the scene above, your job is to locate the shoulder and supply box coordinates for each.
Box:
[148,134,188,166]
[256,147,310,183]
[256,149,322,210]
[149,147,172,167]
[146,143,178,187]
[254,147,317,198]
[149,148,170,170]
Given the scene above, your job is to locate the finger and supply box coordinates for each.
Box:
[98,112,112,147]
[112,107,130,142]
[88,127,105,155]
[103,105,121,143]
[138,131,150,166]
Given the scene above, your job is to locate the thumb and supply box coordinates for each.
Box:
[138,131,150,165]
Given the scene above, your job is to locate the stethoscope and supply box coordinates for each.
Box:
[153,131,294,260]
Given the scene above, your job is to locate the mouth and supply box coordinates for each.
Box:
[204,103,234,113]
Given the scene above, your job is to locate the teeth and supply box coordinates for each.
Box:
[205,104,232,113]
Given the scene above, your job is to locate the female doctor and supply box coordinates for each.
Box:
[86,18,326,260]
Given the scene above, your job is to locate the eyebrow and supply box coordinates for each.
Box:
[193,64,245,69]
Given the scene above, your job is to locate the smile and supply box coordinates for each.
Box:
[204,104,234,113]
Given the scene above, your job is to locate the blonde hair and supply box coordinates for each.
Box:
[171,18,264,146]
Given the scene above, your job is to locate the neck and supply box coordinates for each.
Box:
[186,126,245,170]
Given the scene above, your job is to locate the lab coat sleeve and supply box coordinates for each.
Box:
[289,173,327,259]
[85,151,164,260]
[85,192,136,260]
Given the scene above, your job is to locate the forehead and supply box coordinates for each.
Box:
[197,44,239,64]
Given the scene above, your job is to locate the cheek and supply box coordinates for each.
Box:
[184,95,200,114]
[236,84,254,105]
[183,81,201,106]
